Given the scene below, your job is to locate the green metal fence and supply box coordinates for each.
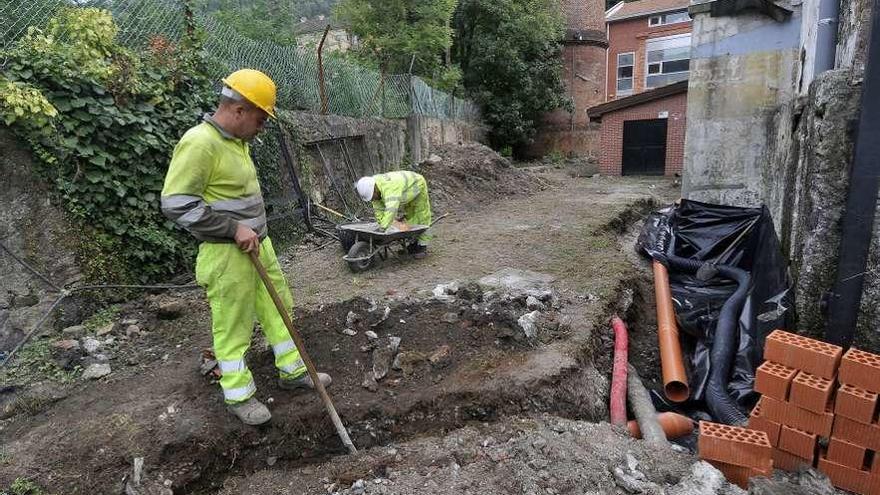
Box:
[0,0,479,122]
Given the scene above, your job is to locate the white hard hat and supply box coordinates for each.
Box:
[356,177,375,202]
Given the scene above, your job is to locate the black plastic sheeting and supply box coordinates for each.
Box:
[636,200,792,416]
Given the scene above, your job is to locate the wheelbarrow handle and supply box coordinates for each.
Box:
[430,213,451,228]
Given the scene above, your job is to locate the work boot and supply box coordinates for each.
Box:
[279,372,333,391]
[227,397,271,426]
[412,244,428,259]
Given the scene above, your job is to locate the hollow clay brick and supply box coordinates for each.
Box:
[818,455,880,495]
[755,361,798,400]
[778,425,817,460]
[836,384,879,424]
[761,396,834,438]
[840,348,880,394]
[764,330,842,379]
[749,398,782,447]
[790,370,835,413]
[828,437,868,470]
[833,416,880,452]
[707,459,772,490]
[699,421,772,469]
[772,448,813,472]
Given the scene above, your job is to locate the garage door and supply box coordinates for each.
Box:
[622,119,668,176]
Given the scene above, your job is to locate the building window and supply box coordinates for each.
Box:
[648,10,690,26]
[645,34,691,89]
[616,52,634,94]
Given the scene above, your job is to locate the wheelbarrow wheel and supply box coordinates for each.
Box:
[337,226,357,252]
[346,241,373,272]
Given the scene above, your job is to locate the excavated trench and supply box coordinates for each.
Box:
[165,286,623,494]
[0,198,674,495]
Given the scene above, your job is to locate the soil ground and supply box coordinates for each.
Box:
[3,154,807,495]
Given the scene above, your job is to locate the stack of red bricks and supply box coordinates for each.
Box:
[746,329,880,494]
[698,421,772,488]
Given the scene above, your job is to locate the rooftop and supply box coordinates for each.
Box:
[606,0,690,22]
[293,16,346,35]
[587,80,688,120]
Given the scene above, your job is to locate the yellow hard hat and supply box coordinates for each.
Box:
[222,69,277,119]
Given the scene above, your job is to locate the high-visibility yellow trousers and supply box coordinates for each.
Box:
[403,176,432,246]
[195,237,307,404]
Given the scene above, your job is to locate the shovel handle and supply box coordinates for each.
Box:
[248,251,357,454]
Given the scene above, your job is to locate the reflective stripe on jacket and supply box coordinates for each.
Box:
[160,116,267,242]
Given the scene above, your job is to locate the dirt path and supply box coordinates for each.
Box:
[0,172,685,494]
[285,172,677,306]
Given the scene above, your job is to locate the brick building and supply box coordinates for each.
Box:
[525,0,607,159]
[589,0,691,175]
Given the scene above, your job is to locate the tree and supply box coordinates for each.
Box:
[195,0,298,45]
[452,0,569,154]
[334,0,458,79]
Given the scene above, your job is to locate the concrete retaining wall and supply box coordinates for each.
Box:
[681,0,878,350]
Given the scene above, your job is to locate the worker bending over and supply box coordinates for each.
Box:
[161,69,331,426]
[356,171,433,258]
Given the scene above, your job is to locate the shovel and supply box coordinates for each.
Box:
[249,251,357,454]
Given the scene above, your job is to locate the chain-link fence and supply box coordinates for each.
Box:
[0,0,479,122]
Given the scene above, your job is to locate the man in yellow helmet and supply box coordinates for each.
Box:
[355,171,433,258]
[161,69,331,426]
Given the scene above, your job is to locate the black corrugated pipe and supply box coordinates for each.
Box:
[825,4,880,348]
[662,255,751,425]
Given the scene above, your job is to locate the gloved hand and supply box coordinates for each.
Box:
[392,220,411,232]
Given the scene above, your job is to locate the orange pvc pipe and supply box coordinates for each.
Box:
[627,412,695,440]
[653,260,690,403]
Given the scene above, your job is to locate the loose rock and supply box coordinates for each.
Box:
[425,153,443,165]
[526,296,544,311]
[428,345,451,367]
[361,372,379,392]
[62,325,86,337]
[372,336,401,380]
[95,322,115,336]
[125,325,141,338]
[346,311,360,327]
[518,311,540,338]
[82,363,112,380]
[351,479,367,495]
[12,293,40,308]
[342,328,358,336]
[441,312,460,323]
[82,337,101,355]
[365,330,378,340]
[157,301,184,320]
[52,339,80,351]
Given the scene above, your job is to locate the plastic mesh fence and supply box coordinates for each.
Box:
[0,0,479,121]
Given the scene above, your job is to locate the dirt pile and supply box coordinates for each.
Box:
[218,415,747,495]
[415,143,551,212]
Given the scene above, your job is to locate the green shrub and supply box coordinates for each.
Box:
[0,7,216,282]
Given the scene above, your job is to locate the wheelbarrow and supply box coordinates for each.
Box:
[339,222,430,272]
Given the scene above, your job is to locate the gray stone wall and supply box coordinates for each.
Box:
[0,127,80,352]
[681,10,802,211]
[682,0,878,350]
[290,111,408,172]
[785,70,862,340]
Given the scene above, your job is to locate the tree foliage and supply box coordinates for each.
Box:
[195,0,338,45]
[452,0,569,154]
[0,8,217,282]
[334,0,458,80]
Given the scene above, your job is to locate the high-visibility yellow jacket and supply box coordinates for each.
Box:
[160,116,267,242]
[371,171,428,229]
